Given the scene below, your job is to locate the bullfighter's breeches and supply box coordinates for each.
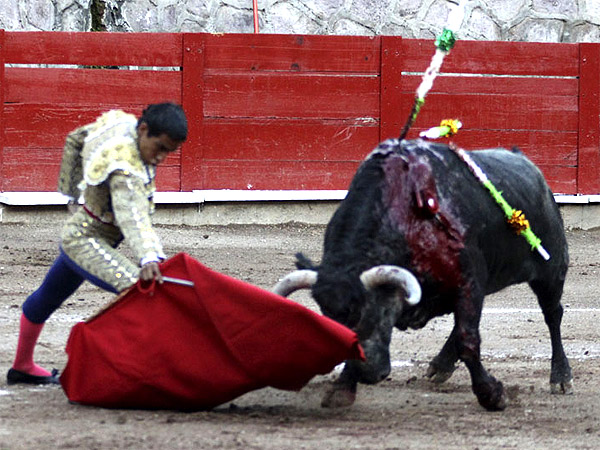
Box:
[22,209,140,323]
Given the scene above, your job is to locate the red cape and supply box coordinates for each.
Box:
[60,253,364,410]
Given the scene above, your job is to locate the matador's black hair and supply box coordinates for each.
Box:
[139,102,188,142]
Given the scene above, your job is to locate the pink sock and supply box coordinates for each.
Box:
[12,313,52,377]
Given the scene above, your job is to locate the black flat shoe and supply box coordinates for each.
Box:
[6,368,60,385]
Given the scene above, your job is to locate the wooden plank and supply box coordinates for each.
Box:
[402,92,578,133]
[203,34,380,73]
[380,36,405,141]
[2,166,181,192]
[401,74,578,97]
[401,39,579,77]
[0,34,591,196]
[4,104,148,148]
[203,128,576,193]
[577,43,600,194]
[201,160,361,190]
[5,32,182,66]
[4,145,572,194]
[202,119,378,161]
[5,104,183,191]
[180,33,206,191]
[534,165,577,194]
[203,73,379,119]
[5,68,181,105]
[2,147,180,192]
[154,165,182,191]
[436,129,577,162]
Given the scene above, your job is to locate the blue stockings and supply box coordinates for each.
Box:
[22,249,119,324]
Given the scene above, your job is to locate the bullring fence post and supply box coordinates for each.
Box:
[181,33,206,192]
[379,36,404,142]
[577,43,600,194]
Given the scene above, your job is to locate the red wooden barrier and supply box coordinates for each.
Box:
[578,43,600,194]
[1,32,183,192]
[398,39,580,195]
[187,33,381,191]
[0,31,598,196]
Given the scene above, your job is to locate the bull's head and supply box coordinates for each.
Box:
[273,260,421,384]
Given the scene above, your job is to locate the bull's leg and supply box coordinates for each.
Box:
[426,325,459,383]
[321,360,360,408]
[529,279,573,395]
[455,284,507,411]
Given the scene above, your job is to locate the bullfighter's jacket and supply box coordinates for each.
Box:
[57,110,165,292]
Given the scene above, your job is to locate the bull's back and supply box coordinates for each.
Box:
[345,139,566,290]
[422,143,568,292]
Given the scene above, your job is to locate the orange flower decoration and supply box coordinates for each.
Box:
[508,210,530,234]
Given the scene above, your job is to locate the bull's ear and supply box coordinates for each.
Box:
[295,252,318,270]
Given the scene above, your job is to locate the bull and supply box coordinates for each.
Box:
[274,138,572,411]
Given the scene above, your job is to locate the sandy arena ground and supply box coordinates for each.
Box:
[1,216,600,449]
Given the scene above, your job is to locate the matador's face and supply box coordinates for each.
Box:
[137,122,183,166]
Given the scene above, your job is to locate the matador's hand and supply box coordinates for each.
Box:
[140,261,163,284]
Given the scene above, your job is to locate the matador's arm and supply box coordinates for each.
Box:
[109,171,165,266]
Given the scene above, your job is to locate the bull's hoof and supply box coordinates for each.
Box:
[321,386,356,408]
[484,390,507,411]
[475,380,507,411]
[425,362,456,384]
[550,379,574,395]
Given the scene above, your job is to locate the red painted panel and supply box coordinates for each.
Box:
[0,33,593,196]
[401,74,578,97]
[401,39,579,77]
[4,104,148,148]
[180,33,382,191]
[534,166,577,194]
[577,43,600,194]
[202,119,378,161]
[380,36,405,141]
[402,92,578,133]
[2,147,180,192]
[3,105,184,191]
[181,34,206,191]
[155,165,182,191]
[201,160,361,190]
[203,73,379,119]
[393,131,575,193]
[5,32,182,66]
[203,34,380,73]
[446,130,577,194]
[5,68,181,105]
[447,130,577,161]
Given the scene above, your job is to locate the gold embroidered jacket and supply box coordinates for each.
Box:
[57,110,165,291]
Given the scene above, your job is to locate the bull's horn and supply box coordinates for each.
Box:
[273,270,318,297]
[359,265,421,305]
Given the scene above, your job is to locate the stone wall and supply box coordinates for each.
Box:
[0,0,598,43]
